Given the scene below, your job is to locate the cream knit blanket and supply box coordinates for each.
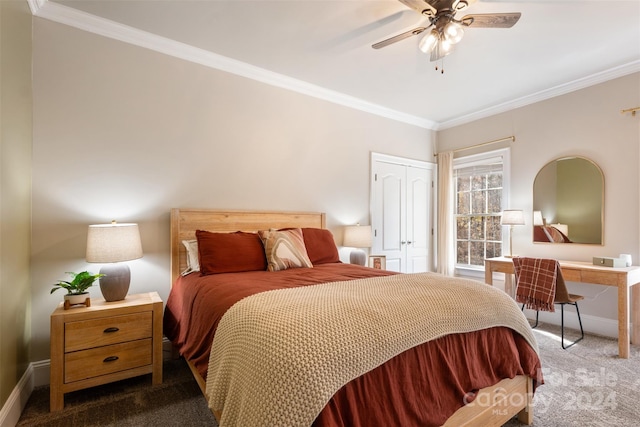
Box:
[205,272,538,427]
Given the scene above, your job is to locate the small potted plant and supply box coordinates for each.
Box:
[51,271,105,309]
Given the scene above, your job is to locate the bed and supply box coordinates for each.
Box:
[164,208,542,426]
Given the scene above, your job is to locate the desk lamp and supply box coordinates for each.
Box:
[501,210,524,258]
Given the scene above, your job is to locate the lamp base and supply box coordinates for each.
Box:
[350,249,367,266]
[99,264,130,302]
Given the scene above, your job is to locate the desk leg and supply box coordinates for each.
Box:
[618,280,630,359]
[632,285,640,347]
[505,274,514,298]
[485,263,494,285]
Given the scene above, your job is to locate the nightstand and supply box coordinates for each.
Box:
[50,292,163,411]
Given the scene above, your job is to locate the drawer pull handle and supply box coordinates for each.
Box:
[103,356,119,363]
[104,327,120,333]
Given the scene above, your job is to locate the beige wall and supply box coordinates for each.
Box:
[437,73,640,324]
[0,0,33,408]
[30,19,434,361]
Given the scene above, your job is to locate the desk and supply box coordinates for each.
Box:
[484,256,640,358]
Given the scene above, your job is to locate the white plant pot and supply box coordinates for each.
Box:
[64,292,90,309]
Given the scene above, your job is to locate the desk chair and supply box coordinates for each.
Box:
[513,257,584,349]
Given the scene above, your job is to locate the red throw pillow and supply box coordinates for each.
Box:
[301,228,340,265]
[196,230,267,275]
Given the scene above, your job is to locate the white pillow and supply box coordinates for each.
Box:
[181,239,200,275]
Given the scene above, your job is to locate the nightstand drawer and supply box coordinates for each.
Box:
[65,312,152,352]
[64,338,152,383]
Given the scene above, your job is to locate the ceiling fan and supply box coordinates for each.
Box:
[373,0,521,69]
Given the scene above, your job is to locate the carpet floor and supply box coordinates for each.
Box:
[505,323,640,427]
[17,323,640,426]
[16,356,218,427]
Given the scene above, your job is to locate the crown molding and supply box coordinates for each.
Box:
[30,0,436,130]
[26,0,46,15]
[436,60,640,130]
[30,0,638,132]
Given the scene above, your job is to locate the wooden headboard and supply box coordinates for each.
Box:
[170,209,326,284]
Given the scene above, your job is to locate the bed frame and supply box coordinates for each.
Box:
[169,208,534,426]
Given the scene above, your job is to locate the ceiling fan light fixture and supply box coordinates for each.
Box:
[439,38,453,55]
[418,29,439,53]
[444,21,464,44]
[372,0,522,73]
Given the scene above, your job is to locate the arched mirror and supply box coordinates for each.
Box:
[533,157,603,245]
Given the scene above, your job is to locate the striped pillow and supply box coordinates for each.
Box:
[259,228,313,272]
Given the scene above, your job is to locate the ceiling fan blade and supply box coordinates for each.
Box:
[461,12,521,28]
[398,0,437,17]
[372,26,429,49]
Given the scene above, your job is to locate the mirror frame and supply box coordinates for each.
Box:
[532,156,604,245]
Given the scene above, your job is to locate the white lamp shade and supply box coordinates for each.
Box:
[343,225,372,248]
[419,29,439,53]
[501,210,525,226]
[86,222,143,263]
[444,21,464,44]
[533,211,544,226]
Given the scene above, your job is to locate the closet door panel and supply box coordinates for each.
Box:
[376,162,405,272]
[406,167,430,273]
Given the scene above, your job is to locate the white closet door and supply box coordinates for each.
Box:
[406,166,431,273]
[372,161,405,273]
[371,155,434,273]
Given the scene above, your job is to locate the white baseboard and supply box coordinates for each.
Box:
[522,309,620,339]
[0,364,34,427]
[31,360,51,388]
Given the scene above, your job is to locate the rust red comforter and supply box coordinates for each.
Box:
[163,263,541,426]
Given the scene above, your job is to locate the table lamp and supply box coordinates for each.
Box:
[501,210,524,258]
[86,221,143,301]
[533,211,545,226]
[343,224,372,266]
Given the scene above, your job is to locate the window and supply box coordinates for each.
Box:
[454,149,510,269]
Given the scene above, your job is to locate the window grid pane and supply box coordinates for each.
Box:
[455,167,503,268]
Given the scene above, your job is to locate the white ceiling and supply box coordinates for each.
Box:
[34,0,640,129]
